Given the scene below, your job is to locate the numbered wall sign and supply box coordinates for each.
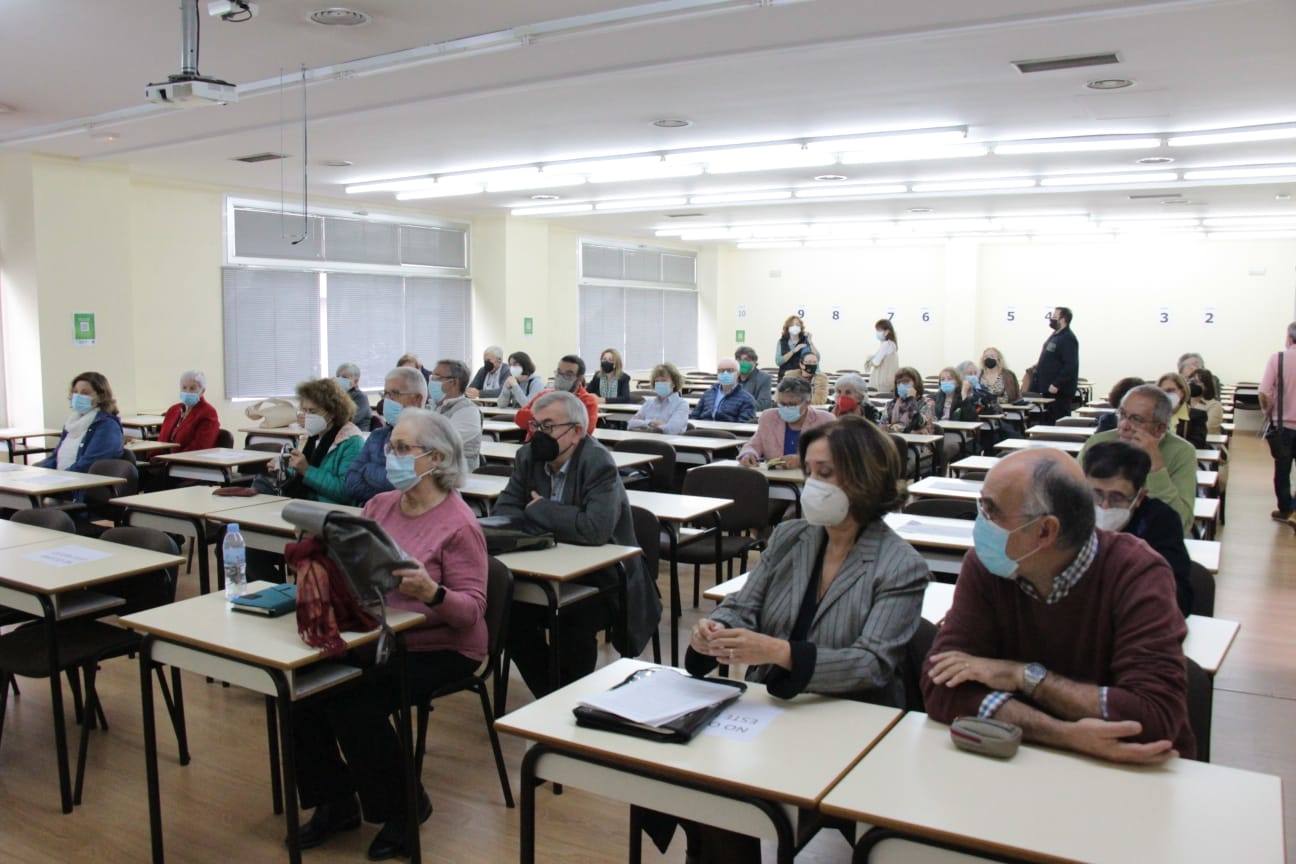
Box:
[830,305,842,322]
[1042,306,1055,323]
[736,304,747,320]
[795,305,807,319]
[919,306,933,324]
[1203,306,1217,325]
[1005,305,1017,323]
[1157,306,1171,325]
[884,306,897,321]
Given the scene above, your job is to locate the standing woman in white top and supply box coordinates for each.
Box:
[865,319,899,395]
[627,362,689,435]
[38,371,125,474]
[496,351,546,409]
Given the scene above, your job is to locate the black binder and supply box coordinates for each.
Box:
[572,668,747,744]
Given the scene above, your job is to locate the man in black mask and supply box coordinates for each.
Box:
[1031,306,1080,422]
[495,391,662,696]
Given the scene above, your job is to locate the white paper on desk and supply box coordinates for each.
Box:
[900,520,972,539]
[24,545,113,567]
[702,703,783,742]
[579,670,741,727]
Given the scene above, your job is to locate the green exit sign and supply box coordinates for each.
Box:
[523,317,534,335]
[735,329,745,342]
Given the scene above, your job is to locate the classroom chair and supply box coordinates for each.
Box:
[899,618,939,713]
[51,458,139,535]
[414,557,514,807]
[1189,562,1216,617]
[215,429,235,449]
[614,439,677,493]
[1186,657,1212,762]
[3,508,81,699]
[627,505,664,666]
[670,465,769,607]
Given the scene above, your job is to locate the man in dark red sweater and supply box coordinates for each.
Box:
[922,448,1195,762]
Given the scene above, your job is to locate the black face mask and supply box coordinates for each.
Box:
[803,365,818,375]
[1048,319,1060,331]
[1189,382,1203,398]
[600,361,615,374]
[983,357,998,369]
[530,431,559,462]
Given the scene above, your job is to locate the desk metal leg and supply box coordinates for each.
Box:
[396,642,422,864]
[541,582,561,695]
[265,696,284,814]
[520,746,541,864]
[140,636,165,863]
[272,675,303,864]
[663,521,680,666]
[39,596,73,813]
[628,804,644,864]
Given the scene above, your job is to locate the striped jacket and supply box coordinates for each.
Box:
[710,518,928,705]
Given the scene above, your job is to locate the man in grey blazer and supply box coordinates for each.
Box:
[495,390,662,697]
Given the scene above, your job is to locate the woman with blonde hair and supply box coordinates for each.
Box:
[283,377,365,505]
[775,313,817,381]
[39,371,124,473]
[587,347,632,403]
[628,362,689,434]
[978,346,1019,402]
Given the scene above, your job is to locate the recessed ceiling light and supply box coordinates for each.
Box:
[309,7,371,26]
[652,118,692,129]
[1136,156,1175,165]
[907,207,934,214]
[1277,193,1292,201]
[1086,78,1134,90]
[321,159,353,167]
[814,174,848,182]
[1161,199,1199,206]
[530,194,560,201]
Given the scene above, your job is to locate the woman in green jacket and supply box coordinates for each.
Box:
[285,378,364,505]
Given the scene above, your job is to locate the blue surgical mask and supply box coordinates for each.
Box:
[716,371,736,387]
[777,404,802,423]
[179,392,200,407]
[335,376,352,392]
[70,393,94,414]
[383,399,405,426]
[966,375,980,389]
[896,383,913,399]
[875,330,886,342]
[653,381,672,398]
[427,380,445,405]
[385,452,429,491]
[972,511,1043,579]
[940,380,956,394]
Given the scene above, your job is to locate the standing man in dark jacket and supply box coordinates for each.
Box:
[495,390,661,697]
[1032,306,1080,422]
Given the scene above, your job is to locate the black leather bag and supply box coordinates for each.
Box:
[477,515,556,555]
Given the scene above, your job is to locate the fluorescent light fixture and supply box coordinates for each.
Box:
[1100,219,1201,231]
[794,184,908,199]
[1167,123,1296,147]
[910,178,1036,193]
[1029,233,1117,243]
[542,155,664,175]
[395,183,485,200]
[441,166,542,185]
[1202,216,1296,228]
[346,177,436,194]
[802,239,875,249]
[689,190,793,205]
[736,241,804,249]
[748,224,813,238]
[1206,230,1296,240]
[680,229,750,241]
[593,197,689,211]
[486,174,586,193]
[691,144,835,174]
[993,216,1097,232]
[897,218,995,233]
[839,144,989,165]
[993,137,1162,155]
[1182,166,1296,180]
[588,164,704,184]
[1040,171,1178,186]
[509,203,594,216]
[805,127,967,152]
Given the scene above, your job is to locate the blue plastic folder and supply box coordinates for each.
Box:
[229,583,297,617]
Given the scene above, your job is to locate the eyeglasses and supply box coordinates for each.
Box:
[383,442,432,458]
[528,420,579,436]
[1116,408,1155,428]
[977,499,1045,530]
[1091,488,1136,509]
[382,390,417,400]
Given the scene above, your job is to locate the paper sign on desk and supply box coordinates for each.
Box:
[25,545,113,567]
[703,703,783,741]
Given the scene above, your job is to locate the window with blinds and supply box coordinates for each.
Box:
[578,240,697,370]
[222,269,321,399]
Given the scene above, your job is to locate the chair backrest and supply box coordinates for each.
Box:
[247,441,287,453]
[901,617,940,713]
[1189,562,1215,617]
[629,505,661,577]
[613,439,677,493]
[474,463,514,477]
[682,465,769,532]
[482,557,514,665]
[85,458,140,507]
[98,526,181,613]
[685,428,737,439]
[117,447,138,465]
[10,507,78,533]
[1185,656,1212,762]
[216,428,235,449]
[903,498,978,520]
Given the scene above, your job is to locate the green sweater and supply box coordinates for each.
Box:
[1080,428,1197,536]
[302,434,363,505]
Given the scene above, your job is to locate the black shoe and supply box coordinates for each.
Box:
[294,795,361,850]
[365,789,432,861]
[1272,509,1292,523]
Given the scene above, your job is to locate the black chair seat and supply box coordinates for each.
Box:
[0,620,137,679]
[672,533,762,565]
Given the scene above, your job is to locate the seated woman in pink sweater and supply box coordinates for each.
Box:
[290,409,488,861]
[738,376,835,469]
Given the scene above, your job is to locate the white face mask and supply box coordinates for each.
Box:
[1094,503,1133,532]
[801,477,851,527]
[509,364,524,379]
[1165,391,1181,410]
[302,412,328,437]
[788,325,802,337]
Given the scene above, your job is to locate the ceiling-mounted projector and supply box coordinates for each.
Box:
[146,0,240,107]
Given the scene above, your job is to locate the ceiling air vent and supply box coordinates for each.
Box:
[1128,192,1182,200]
[666,212,705,218]
[310,8,371,26]
[1013,52,1120,74]
[232,152,288,163]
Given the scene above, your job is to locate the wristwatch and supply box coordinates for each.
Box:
[1022,662,1047,697]
[430,584,447,607]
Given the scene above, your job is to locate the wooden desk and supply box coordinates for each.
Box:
[624,489,732,666]
[0,426,61,463]
[120,415,167,440]
[154,447,275,484]
[126,440,180,457]
[0,517,69,550]
[821,712,1284,864]
[994,437,1084,455]
[478,406,518,419]
[594,428,744,460]
[0,534,183,813]
[479,440,662,470]
[0,464,126,510]
[122,584,426,864]
[689,419,759,435]
[706,458,804,485]
[1194,497,1220,539]
[907,476,983,502]
[1076,406,1115,417]
[459,473,509,509]
[1195,449,1221,465]
[483,419,524,439]
[1026,424,1092,441]
[206,499,363,560]
[239,425,305,448]
[494,543,642,695]
[949,455,999,476]
[496,658,902,864]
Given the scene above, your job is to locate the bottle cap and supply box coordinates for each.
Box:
[227,523,239,532]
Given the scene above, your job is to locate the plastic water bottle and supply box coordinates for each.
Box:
[223,524,247,599]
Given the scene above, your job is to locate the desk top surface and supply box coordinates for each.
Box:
[0,464,126,494]
[624,490,732,521]
[496,658,901,808]
[113,486,287,517]
[493,542,641,581]
[0,534,184,595]
[206,499,362,534]
[156,447,278,467]
[706,459,805,484]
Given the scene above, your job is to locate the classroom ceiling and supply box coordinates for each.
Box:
[2,0,1295,242]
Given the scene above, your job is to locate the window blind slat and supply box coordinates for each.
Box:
[623,249,662,282]
[579,285,625,366]
[662,253,696,285]
[222,268,321,398]
[581,244,624,280]
[662,290,698,368]
[404,277,471,366]
[325,273,405,381]
[324,217,399,266]
[401,225,466,269]
[233,209,324,261]
[624,288,663,369]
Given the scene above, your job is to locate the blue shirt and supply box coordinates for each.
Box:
[783,426,801,456]
[344,425,393,504]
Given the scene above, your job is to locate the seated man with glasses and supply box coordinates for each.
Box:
[922,447,1195,764]
[494,390,662,697]
[428,358,482,471]
[345,366,429,504]
[1079,383,1198,536]
[514,354,601,437]
[1083,441,1193,616]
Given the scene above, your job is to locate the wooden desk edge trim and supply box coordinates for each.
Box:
[505,547,642,581]
[0,553,186,594]
[811,709,904,806]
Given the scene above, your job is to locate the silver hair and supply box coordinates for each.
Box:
[179,369,207,390]
[386,366,428,400]
[335,362,360,379]
[533,390,588,434]
[956,360,979,379]
[483,345,503,361]
[834,372,868,396]
[777,375,812,403]
[1122,383,1173,427]
[1287,321,1296,343]
[1176,352,1205,374]
[1018,457,1095,550]
[394,408,465,490]
[436,358,471,394]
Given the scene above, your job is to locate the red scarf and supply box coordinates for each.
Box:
[285,535,378,657]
